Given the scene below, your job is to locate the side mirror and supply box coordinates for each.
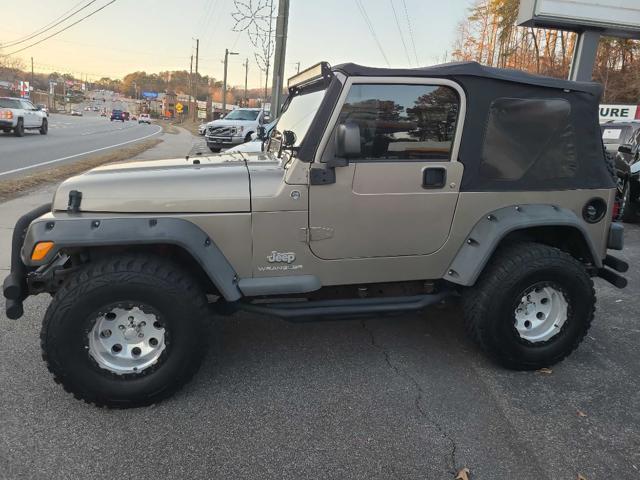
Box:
[282,130,296,147]
[335,122,361,159]
[618,144,633,154]
[256,125,266,140]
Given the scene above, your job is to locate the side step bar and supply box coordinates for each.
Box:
[237,291,453,321]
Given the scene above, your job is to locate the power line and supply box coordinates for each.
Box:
[400,0,419,66]
[2,1,117,57]
[0,0,98,48]
[354,0,390,67]
[389,0,412,67]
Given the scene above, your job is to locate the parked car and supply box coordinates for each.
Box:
[601,121,640,222]
[204,108,271,152]
[198,123,207,135]
[70,109,83,116]
[0,97,48,136]
[3,61,626,408]
[226,120,276,153]
[110,109,124,122]
[138,113,152,124]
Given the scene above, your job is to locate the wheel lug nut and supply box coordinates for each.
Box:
[138,333,144,338]
[128,316,134,321]
[139,321,146,327]
[118,325,125,330]
[100,329,111,338]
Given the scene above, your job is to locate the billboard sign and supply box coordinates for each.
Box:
[518,0,640,38]
[142,91,158,99]
[19,81,30,98]
[599,104,640,123]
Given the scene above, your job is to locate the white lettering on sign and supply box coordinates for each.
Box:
[599,104,637,122]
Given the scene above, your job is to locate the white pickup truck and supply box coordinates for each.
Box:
[0,97,48,137]
[204,108,270,152]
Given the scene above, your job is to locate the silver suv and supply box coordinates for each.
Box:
[0,97,48,136]
[3,62,626,408]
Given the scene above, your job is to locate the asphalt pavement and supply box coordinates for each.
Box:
[0,184,638,479]
[0,112,162,179]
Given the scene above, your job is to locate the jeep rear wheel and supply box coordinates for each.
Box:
[462,242,595,370]
[41,254,210,408]
[39,118,48,135]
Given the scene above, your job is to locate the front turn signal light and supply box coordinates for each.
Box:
[31,241,55,261]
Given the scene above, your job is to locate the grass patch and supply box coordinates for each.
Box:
[0,138,162,202]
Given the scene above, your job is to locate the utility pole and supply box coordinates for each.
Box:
[222,48,239,113]
[189,54,193,120]
[194,38,199,121]
[244,58,249,107]
[270,0,290,117]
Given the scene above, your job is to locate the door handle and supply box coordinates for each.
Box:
[422,167,446,189]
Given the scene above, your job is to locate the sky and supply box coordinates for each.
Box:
[0,0,474,89]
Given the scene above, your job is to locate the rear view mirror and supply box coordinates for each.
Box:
[282,130,296,147]
[336,122,361,158]
[618,144,633,154]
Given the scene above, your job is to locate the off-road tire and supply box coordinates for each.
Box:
[39,118,48,135]
[209,146,221,153]
[41,254,210,408]
[462,242,595,370]
[14,118,24,137]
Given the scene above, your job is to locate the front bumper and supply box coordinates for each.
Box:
[0,119,16,129]
[3,203,52,319]
[205,135,244,147]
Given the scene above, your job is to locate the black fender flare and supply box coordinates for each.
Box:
[444,204,602,286]
[22,214,242,301]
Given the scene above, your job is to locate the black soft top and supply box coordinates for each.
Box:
[334,61,602,97]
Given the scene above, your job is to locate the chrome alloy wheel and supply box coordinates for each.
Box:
[514,284,568,343]
[88,306,166,375]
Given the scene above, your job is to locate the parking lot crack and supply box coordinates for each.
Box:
[361,320,458,476]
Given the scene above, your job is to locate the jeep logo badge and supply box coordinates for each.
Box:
[267,251,296,264]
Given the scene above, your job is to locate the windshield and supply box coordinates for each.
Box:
[225,109,260,121]
[601,125,632,144]
[269,89,326,151]
[0,98,21,108]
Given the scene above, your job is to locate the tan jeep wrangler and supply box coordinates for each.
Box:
[3,62,628,408]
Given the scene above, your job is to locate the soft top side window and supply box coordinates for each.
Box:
[480,97,577,182]
[334,83,460,161]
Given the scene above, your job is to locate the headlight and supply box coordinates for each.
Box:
[237,126,244,134]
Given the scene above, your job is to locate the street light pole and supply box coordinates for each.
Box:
[222,48,239,113]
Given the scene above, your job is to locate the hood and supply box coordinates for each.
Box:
[207,119,257,128]
[52,152,279,213]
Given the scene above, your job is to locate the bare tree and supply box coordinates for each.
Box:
[232,0,275,99]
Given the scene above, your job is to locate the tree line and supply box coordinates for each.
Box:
[452,0,640,103]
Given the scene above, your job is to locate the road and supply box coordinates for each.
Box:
[0,199,638,479]
[0,112,161,178]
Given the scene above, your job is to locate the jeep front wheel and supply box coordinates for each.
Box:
[462,242,595,370]
[41,254,209,408]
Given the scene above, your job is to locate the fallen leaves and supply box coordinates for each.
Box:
[537,367,553,374]
[577,474,588,480]
[577,409,587,417]
[455,467,470,480]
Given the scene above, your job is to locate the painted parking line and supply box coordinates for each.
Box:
[0,125,162,178]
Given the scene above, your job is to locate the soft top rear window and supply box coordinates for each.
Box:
[480,97,577,182]
[0,98,21,108]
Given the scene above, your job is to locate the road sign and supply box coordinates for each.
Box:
[142,91,158,99]
[176,102,183,113]
[197,109,206,119]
